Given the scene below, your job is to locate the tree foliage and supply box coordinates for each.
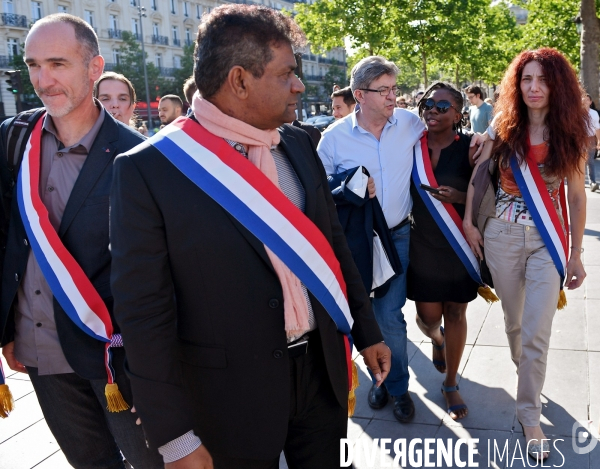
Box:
[8,49,42,109]
[112,32,182,103]
[294,0,520,89]
[520,0,580,67]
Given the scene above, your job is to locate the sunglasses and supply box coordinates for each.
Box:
[422,98,460,114]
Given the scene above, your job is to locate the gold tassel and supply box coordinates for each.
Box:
[105,383,129,412]
[477,285,499,304]
[347,361,359,417]
[557,290,567,310]
[0,384,14,418]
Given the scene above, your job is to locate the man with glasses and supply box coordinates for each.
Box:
[317,55,425,424]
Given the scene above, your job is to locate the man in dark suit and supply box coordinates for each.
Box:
[0,14,162,469]
[110,5,390,469]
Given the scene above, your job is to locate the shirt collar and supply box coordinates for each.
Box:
[42,100,105,153]
[351,107,398,133]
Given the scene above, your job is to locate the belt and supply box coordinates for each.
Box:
[391,215,412,232]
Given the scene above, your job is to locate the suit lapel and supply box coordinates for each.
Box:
[58,115,117,237]
[278,127,317,222]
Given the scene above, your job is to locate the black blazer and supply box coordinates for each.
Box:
[110,121,383,458]
[0,112,145,380]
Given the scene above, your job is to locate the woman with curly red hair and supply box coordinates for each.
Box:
[464,48,588,461]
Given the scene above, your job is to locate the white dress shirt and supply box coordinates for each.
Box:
[317,108,425,228]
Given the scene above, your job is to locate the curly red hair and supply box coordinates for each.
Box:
[493,48,589,178]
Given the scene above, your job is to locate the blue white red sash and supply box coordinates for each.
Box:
[510,153,568,287]
[411,135,486,287]
[16,114,127,411]
[146,118,356,392]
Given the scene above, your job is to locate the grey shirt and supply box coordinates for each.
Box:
[14,107,105,375]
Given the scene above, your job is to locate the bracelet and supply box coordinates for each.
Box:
[571,246,584,253]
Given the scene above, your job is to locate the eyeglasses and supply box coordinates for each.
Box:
[359,86,401,97]
[422,98,461,114]
[397,102,407,106]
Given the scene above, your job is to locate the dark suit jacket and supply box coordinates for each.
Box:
[328,167,402,298]
[292,119,321,146]
[0,111,145,380]
[110,121,383,459]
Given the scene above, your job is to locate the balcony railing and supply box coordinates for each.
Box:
[172,38,181,47]
[0,55,11,68]
[157,67,175,76]
[2,13,28,28]
[184,39,194,47]
[152,35,169,45]
[108,29,123,39]
[304,75,323,82]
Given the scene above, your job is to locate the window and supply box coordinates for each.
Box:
[131,18,139,36]
[31,1,42,21]
[156,53,162,68]
[3,0,13,14]
[113,49,121,65]
[110,15,118,30]
[185,28,191,42]
[170,0,176,14]
[7,38,18,57]
[57,4,67,13]
[151,0,157,10]
[172,26,178,41]
[129,0,136,6]
[196,4,201,18]
[174,56,181,68]
[84,10,94,28]
[183,1,189,16]
[152,22,159,36]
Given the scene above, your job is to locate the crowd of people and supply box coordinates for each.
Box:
[0,5,595,469]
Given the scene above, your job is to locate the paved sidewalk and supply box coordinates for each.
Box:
[2,183,600,468]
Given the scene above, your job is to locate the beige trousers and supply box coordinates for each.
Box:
[484,218,560,426]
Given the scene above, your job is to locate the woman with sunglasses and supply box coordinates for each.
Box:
[408,81,479,420]
[464,48,587,461]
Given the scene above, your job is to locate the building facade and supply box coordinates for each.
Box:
[0,0,346,116]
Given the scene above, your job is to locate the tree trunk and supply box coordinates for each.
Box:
[455,63,460,89]
[580,0,600,104]
[421,40,428,88]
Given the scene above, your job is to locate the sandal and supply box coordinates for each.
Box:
[432,326,446,373]
[441,382,468,420]
[518,421,550,461]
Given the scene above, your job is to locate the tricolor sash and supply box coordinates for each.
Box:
[510,152,569,305]
[16,114,128,412]
[0,360,14,418]
[146,118,360,413]
[411,135,498,303]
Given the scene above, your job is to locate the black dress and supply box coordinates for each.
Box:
[407,133,479,303]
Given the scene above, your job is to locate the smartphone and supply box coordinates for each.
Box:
[420,183,441,195]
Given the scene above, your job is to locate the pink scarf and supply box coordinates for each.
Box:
[192,93,310,339]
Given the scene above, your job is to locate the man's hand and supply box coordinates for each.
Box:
[166,444,213,469]
[367,176,376,199]
[360,342,391,387]
[2,341,27,374]
[469,132,487,164]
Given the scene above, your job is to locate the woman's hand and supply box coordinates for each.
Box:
[565,254,586,289]
[463,221,484,259]
[432,186,466,205]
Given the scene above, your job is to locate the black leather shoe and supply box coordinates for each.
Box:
[393,391,415,423]
[368,382,388,409]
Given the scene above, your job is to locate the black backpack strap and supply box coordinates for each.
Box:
[5,108,46,186]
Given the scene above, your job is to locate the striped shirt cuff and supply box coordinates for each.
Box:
[158,430,202,463]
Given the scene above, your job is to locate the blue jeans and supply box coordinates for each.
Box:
[27,348,163,469]
[369,223,410,397]
[587,149,596,184]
